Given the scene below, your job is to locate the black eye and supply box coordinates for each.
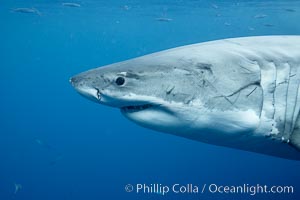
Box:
[115,77,125,86]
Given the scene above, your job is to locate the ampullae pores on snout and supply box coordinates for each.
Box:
[70,36,300,160]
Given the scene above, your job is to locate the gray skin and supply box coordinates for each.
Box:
[71,36,300,160]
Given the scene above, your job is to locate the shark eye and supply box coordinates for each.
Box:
[115,77,125,86]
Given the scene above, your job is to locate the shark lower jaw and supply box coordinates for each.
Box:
[120,103,155,113]
[120,102,185,133]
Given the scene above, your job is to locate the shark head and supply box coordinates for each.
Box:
[70,46,261,141]
[70,55,201,134]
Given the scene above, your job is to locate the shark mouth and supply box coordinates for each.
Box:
[121,104,154,113]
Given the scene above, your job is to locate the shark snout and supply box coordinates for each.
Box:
[69,75,85,90]
[69,76,79,87]
[70,75,101,103]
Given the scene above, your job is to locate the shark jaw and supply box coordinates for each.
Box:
[71,83,260,136]
[70,82,182,130]
[75,87,189,132]
[108,94,188,132]
[120,102,188,133]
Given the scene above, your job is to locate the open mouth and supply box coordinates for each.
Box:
[121,104,154,113]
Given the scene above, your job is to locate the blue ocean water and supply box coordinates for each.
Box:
[1,0,300,199]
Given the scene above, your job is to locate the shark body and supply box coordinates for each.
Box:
[71,36,300,160]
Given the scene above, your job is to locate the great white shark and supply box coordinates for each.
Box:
[70,36,300,160]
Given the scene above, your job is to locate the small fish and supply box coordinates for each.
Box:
[254,14,267,19]
[155,17,173,22]
[224,22,231,26]
[211,4,219,9]
[121,5,130,10]
[284,8,296,12]
[12,7,41,15]
[49,153,64,166]
[264,23,274,27]
[62,2,81,7]
[14,183,22,194]
[34,138,55,150]
[35,138,43,145]
[248,27,255,31]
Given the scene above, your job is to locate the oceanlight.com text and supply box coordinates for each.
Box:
[124,183,294,196]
